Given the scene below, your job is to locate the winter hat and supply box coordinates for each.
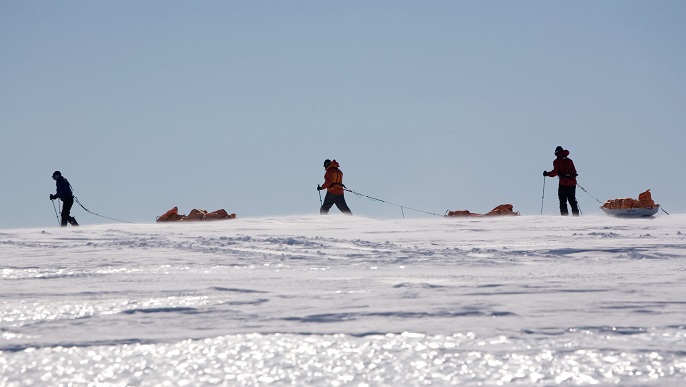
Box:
[323,159,332,168]
[554,146,564,155]
[52,171,62,178]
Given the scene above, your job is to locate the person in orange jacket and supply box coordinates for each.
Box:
[317,159,352,215]
[544,146,579,216]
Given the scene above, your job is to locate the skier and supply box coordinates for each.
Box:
[317,159,352,215]
[543,146,579,216]
[49,171,79,226]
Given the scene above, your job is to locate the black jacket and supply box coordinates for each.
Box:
[55,176,73,200]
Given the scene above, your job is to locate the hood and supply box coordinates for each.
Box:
[326,159,340,170]
[557,150,570,159]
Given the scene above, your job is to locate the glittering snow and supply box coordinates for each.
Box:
[1,215,685,385]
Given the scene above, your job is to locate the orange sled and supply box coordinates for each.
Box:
[156,206,237,222]
[601,190,659,217]
[446,204,520,217]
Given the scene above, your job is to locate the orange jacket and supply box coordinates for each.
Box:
[546,150,578,187]
[321,160,345,195]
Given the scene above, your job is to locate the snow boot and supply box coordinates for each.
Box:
[68,217,79,226]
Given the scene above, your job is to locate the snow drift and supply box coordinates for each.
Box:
[1,214,685,385]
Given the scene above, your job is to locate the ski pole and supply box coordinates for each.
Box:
[318,186,323,207]
[540,176,546,215]
[51,199,60,226]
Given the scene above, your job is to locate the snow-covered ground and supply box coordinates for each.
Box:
[1,214,685,386]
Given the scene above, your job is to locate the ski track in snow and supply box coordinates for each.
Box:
[1,215,685,385]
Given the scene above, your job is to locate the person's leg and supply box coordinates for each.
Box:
[568,186,580,216]
[557,186,569,216]
[334,195,352,215]
[320,193,336,214]
[61,196,74,226]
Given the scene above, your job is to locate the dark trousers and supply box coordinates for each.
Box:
[558,185,579,216]
[60,196,77,226]
[320,193,352,215]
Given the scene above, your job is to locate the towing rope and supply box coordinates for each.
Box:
[74,196,133,224]
[344,188,443,218]
[576,184,604,205]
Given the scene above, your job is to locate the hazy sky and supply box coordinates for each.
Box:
[2,1,684,228]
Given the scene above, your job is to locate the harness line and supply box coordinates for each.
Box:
[576,184,604,205]
[344,188,443,218]
[74,196,133,224]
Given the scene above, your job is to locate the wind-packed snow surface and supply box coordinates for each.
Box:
[1,215,685,386]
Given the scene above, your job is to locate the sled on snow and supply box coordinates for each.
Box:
[156,206,237,222]
[600,206,659,217]
[600,189,659,217]
[446,204,520,217]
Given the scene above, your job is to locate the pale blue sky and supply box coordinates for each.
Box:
[2,1,684,228]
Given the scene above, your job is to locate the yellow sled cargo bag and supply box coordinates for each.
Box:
[185,209,207,221]
[157,207,185,222]
[204,209,229,220]
[636,190,656,208]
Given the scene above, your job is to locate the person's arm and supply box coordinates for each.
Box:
[545,160,559,177]
[321,170,333,189]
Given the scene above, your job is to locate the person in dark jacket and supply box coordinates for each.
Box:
[544,146,579,216]
[317,159,352,215]
[49,171,79,226]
